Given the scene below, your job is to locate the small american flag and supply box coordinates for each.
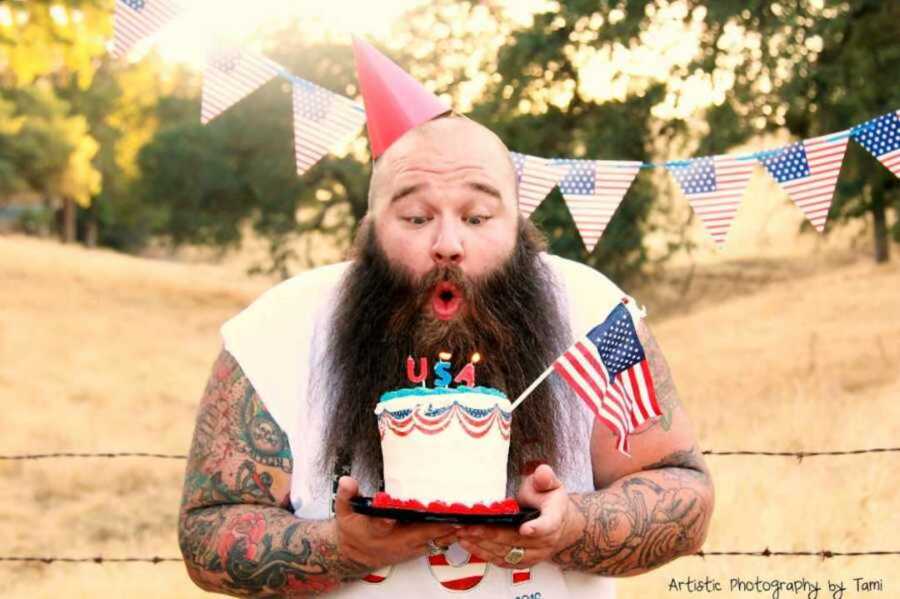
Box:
[852,111,900,179]
[759,132,850,233]
[201,46,280,124]
[113,0,180,59]
[551,159,641,253]
[292,80,366,176]
[510,152,570,218]
[669,154,755,247]
[553,302,660,455]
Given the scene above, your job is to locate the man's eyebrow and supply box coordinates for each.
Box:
[466,181,502,201]
[390,183,424,204]
[389,181,502,203]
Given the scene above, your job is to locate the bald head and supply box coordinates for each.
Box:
[367,115,518,213]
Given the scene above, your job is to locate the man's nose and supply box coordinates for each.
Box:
[430,220,464,266]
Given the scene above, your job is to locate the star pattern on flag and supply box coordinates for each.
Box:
[853,111,900,178]
[510,151,526,182]
[761,143,811,181]
[669,157,717,193]
[293,80,331,122]
[557,159,597,195]
[123,0,145,8]
[210,49,240,74]
[586,304,645,381]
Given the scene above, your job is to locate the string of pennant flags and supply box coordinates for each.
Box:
[115,0,900,253]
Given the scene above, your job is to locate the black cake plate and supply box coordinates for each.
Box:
[350,496,540,526]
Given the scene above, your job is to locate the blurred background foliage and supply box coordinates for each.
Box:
[0,0,897,281]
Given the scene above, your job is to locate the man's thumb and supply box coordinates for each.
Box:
[533,464,561,492]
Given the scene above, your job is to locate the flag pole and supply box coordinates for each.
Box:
[510,363,555,412]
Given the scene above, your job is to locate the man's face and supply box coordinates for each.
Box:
[368,117,519,320]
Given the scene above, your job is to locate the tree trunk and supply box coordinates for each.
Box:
[61,197,77,244]
[85,201,99,248]
[872,185,889,263]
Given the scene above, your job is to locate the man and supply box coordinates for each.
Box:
[178,40,714,598]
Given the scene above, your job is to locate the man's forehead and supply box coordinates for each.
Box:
[369,116,516,206]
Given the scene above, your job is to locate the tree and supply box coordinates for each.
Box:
[1,83,101,242]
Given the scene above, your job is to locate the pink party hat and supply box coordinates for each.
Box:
[352,36,450,158]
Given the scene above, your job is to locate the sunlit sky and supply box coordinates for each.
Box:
[128,0,747,121]
[154,0,432,63]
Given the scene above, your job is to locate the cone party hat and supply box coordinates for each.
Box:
[352,37,450,159]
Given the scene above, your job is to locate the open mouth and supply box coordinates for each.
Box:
[431,281,463,320]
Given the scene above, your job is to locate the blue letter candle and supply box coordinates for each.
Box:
[434,352,452,388]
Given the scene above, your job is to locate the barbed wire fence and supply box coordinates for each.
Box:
[1,448,898,564]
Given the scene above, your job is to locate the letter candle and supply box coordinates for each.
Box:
[453,352,480,387]
[406,356,428,386]
[434,352,453,388]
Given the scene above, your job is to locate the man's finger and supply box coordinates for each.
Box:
[519,509,561,537]
[333,475,359,518]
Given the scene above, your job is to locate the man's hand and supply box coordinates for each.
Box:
[456,464,576,568]
[334,476,460,571]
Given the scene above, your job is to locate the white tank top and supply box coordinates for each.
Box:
[221,253,641,598]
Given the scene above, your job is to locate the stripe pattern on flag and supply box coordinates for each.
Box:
[759,132,850,233]
[113,0,180,59]
[552,303,660,455]
[427,552,487,591]
[552,159,641,252]
[852,110,900,179]
[292,80,366,176]
[510,152,570,218]
[669,154,754,247]
[201,46,280,124]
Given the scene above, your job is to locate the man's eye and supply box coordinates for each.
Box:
[404,216,430,225]
[466,215,491,225]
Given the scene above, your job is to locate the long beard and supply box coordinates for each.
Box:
[320,216,576,491]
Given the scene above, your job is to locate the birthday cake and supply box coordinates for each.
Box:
[373,384,519,515]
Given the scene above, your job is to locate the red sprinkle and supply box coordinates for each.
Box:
[372,492,520,514]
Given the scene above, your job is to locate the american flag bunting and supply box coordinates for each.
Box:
[552,302,660,455]
[292,80,366,176]
[759,132,850,233]
[852,110,900,179]
[113,0,181,59]
[510,152,570,218]
[551,159,641,253]
[201,46,281,124]
[668,154,755,247]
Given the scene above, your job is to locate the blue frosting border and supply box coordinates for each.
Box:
[378,385,507,403]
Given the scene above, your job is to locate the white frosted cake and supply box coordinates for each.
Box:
[373,386,518,514]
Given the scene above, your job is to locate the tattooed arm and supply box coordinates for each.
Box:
[178,348,367,596]
[551,318,715,576]
[179,349,458,597]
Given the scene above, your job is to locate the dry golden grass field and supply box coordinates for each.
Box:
[1,232,898,598]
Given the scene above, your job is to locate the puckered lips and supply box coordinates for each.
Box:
[431,281,463,320]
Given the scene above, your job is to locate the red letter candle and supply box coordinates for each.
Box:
[406,356,428,384]
[453,352,480,387]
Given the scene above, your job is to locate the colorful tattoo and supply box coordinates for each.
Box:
[179,350,369,596]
